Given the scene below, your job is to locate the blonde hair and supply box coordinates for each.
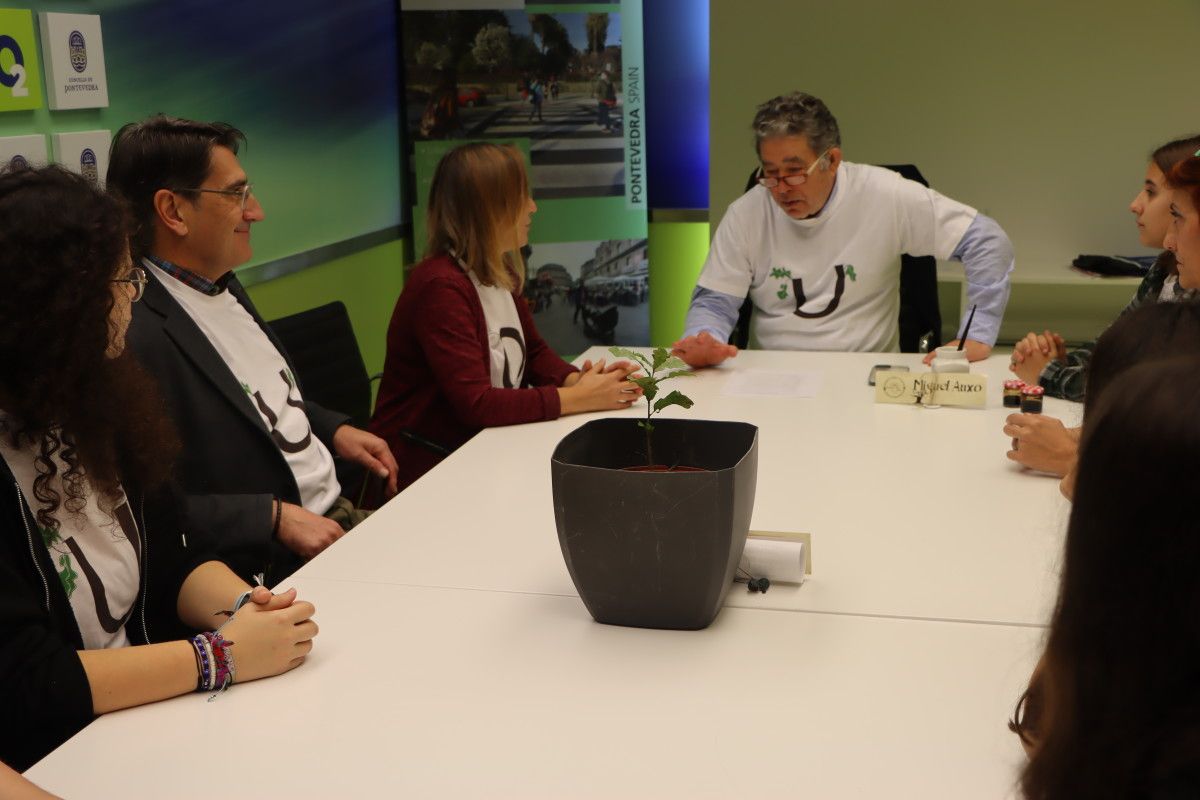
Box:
[426,142,530,293]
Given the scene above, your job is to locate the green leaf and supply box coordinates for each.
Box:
[653,390,695,414]
[626,376,656,393]
[651,347,670,372]
[608,346,650,371]
[659,369,695,381]
[660,356,690,372]
[643,384,658,403]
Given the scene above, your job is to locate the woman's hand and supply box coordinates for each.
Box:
[1003,413,1080,477]
[562,358,638,387]
[1009,330,1065,385]
[219,591,318,683]
[558,359,642,415]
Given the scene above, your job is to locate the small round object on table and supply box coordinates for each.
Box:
[1020,384,1045,414]
[1003,379,1026,408]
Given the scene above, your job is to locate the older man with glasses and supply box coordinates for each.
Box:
[673,91,1014,368]
[107,115,399,585]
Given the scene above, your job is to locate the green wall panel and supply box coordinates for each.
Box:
[648,220,710,347]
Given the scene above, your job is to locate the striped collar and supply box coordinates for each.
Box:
[144,255,231,297]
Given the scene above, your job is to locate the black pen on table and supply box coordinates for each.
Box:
[957,304,978,351]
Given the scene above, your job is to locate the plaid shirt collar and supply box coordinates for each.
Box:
[144,255,231,297]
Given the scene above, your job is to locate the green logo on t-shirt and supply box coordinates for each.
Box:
[57,553,78,596]
[770,266,792,299]
[845,265,857,282]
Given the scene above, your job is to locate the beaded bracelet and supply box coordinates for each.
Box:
[189,633,214,692]
[190,631,236,695]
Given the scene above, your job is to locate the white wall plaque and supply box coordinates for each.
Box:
[39,12,108,110]
[51,129,109,186]
[0,133,47,168]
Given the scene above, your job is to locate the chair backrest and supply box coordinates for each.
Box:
[732,163,942,353]
[266,301,373,428]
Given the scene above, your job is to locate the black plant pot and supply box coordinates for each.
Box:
[550,418,759,630]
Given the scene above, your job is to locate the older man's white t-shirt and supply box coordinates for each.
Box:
[697,161,977,352]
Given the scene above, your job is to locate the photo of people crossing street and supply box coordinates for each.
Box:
[402,8,626,199]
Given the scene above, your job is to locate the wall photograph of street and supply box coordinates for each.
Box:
[525,238,649,353]
[402,9,625,199]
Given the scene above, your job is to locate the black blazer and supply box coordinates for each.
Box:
[126,268,349,584]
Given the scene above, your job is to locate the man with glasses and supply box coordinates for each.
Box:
[672,91,1014,367]
[107,115,399,584]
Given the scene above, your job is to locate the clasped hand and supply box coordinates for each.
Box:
[219,586,318,683]
[1009,330,1067,385]
[559,358,643,414]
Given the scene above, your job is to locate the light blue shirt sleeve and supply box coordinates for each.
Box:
[683,285,744,341]
[949,213,1013,346]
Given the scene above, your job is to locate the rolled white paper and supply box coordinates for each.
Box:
[739,538,806,585]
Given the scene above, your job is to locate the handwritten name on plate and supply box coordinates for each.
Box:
[873,371,987,408]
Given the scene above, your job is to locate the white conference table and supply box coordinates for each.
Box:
[28,349,1069,797]
[304,348,1076,627]
[31,578,1041,799]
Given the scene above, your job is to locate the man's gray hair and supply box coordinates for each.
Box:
[752,91,841,156]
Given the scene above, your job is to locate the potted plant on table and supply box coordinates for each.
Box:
[550,347,759,631]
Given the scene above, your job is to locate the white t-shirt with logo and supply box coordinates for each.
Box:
[698,161,977,352]
[149,263,341,514]
[0,422,139,650]
[466,267,527,389]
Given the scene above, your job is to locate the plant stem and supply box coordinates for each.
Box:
[645,406,654,467]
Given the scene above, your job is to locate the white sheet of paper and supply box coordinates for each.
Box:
[723,369,823,398]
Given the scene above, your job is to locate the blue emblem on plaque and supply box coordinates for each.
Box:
[0,35,25,88]
[69,31,87,74]
[80,148,98,184]
[9,154,28,169]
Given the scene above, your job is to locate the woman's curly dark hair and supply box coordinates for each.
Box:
[0,165,179,531]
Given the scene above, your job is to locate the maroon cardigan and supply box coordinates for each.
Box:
[370,253,578,492]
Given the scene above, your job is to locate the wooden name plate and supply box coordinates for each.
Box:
[873,371,988,408]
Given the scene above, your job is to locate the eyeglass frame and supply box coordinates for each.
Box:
[756,148,833,189]
[111,266,148,303]
[168,182,255,211]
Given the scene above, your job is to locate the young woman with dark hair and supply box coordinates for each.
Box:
[370,142,641,494]
[1005,137,1200,475]
[0,165,317,771]
[1009,134,1200,400]
[1011,355,1200,799]
[1165,153,1200,284]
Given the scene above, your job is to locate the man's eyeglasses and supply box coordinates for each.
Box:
[112,266,148,303]
[171,183,255,211]
[757,148,832,189]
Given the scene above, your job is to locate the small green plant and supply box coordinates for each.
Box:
[609,346,694,466]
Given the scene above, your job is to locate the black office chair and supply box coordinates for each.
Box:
[732,164,941,353]
[267,301,375,428]
[267,301,381,500]
[267,301,452,502]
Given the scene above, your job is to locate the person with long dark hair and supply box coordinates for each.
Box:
[1009,134,1200,400]
[0,165,317,771]
[370,142,640,494]
[1005,136,1200,476]
[1011,354,1200,798]
[1165,152,1200,287]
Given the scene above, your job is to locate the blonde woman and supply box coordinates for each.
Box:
[370,143,639,493]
